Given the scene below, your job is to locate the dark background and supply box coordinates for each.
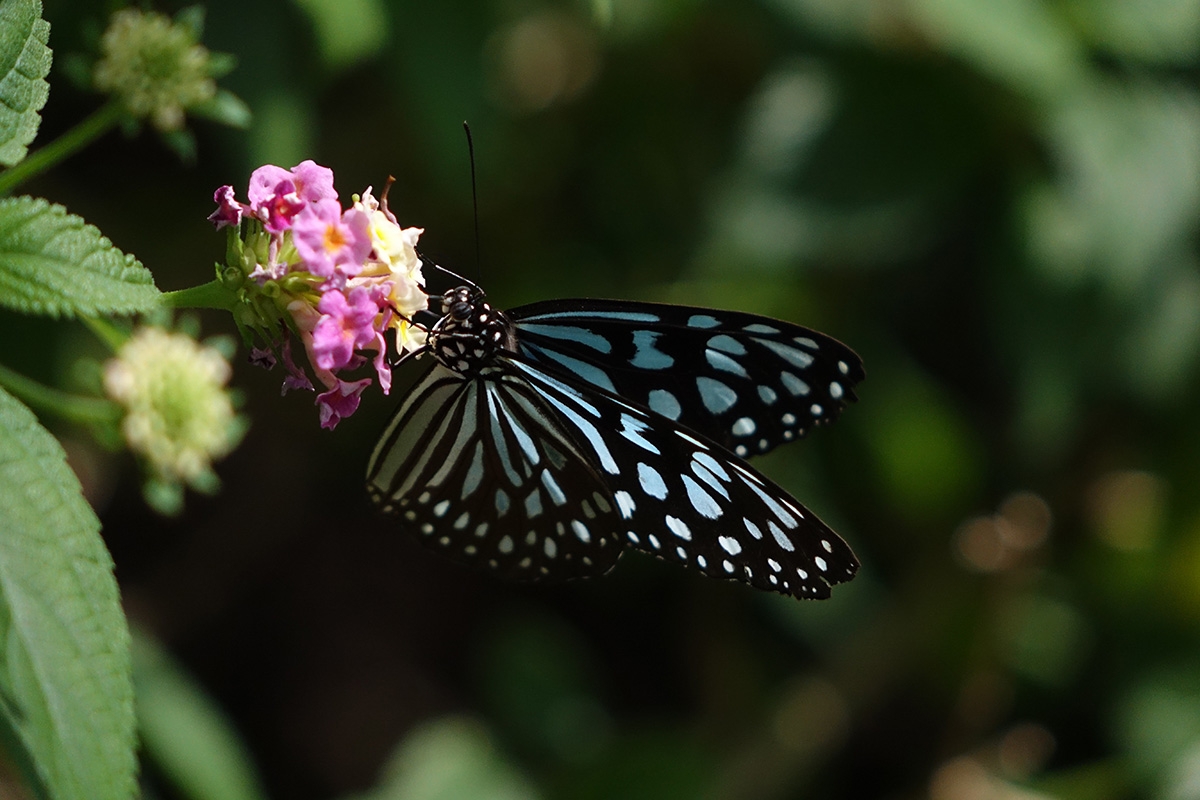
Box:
[22,0,1200,798]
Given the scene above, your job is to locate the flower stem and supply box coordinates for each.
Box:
[81,316,129,353]
[0,362,120,426]
[0,103,125,196]
[162,279,237,311]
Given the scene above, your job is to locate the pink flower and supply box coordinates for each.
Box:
[247,165,293,208]
[279,338,314,393]
[371,344,392,395]
[248,346,276,369]
[292,200,371,284]
[289,160,336,204]
[208,185,245,229]
[312,287,379,372]
[212,162,430,428]
[255,187,305,234]
[247,161,337,234]
[317,377,371,430]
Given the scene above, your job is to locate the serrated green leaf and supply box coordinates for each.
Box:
[0,0,51,167]
[0,385,136,800]
[0,196,160,317]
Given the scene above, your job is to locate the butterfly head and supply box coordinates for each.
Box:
[428,285,514,374]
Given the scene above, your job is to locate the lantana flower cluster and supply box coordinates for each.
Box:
[103,326,246,515]
[209,160,428,428]
[93,8,218,132]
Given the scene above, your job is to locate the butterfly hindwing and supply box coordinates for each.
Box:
[367,361,624,581]
[508,298,865,459]
[369,265,862,599]
[503,352,859,598]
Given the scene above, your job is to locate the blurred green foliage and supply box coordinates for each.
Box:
[12,0,1200,797]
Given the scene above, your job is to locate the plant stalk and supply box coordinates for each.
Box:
[162,279,237,311]
[0,362,120,426]
[0,103,124,196]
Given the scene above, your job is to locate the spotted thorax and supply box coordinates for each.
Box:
[209,161,427,428]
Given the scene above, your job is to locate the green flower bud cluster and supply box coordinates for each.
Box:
[93,9,216,132]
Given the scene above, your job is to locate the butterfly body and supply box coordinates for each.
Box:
[368,263,864,599]
[427,286,514,373]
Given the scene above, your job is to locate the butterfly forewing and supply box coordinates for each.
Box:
[369,264,862,600]
[509,299,865,459]
[504,353,859,598]
[367,362,624,581]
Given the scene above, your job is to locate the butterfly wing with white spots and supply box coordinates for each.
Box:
[501,352,859,598]
[369,262,862,599]
[509,299,865,459]
[367,361,624,580]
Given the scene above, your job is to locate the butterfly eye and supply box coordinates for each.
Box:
[450,301,472,320]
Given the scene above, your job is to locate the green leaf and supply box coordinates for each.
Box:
[133,631,267,800]
[173,5,206,41]
[0,196,160,317]
[342,717,539,800]
[1068,0,1200,64]
[0,0,51,167]
[291,0,388,69]
[0,385,136,800]
[907,0,1087,102]
[189,89,252,130]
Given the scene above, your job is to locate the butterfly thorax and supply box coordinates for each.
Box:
[428,286,515,375]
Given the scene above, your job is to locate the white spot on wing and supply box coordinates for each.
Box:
[614,490,637,518]
[665,515,692,540]
[648,389,682,420]
[681,476,722,519]
[732,416,756,436]
[780,372,810,396]
[619,413,660,454]
[744,323,779,334]
[637,462,669,499]
[768,521,795,552]
[706,349,749,378]
[696,376,738,414]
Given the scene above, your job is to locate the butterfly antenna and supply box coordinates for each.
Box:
[463,121,482,278]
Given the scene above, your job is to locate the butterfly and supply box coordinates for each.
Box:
[366,259,865,599]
